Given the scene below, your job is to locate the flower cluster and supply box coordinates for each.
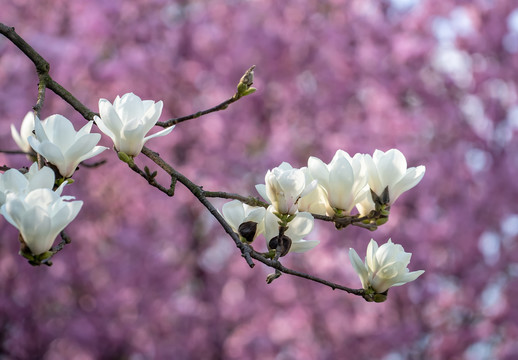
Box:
[5,89,423,300]
[221,148,425,298]
[306,149,426,218]
[4,93,174,263]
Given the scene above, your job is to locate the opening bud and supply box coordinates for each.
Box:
[236,65,256,97]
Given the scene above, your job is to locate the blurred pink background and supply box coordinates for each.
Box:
[2,0,518,359]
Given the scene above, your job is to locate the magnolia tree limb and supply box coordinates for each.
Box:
[0,22,368,297]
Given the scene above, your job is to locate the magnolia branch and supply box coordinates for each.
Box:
[0,22,367,297]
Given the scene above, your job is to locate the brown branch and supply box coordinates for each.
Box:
[124,158,175,196]
[249,249,364,295]
[0,24,50,74]
[141,147,364,296]
[0,149,31,155]
[156,97,239,127]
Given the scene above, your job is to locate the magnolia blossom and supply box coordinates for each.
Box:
[221,200,266,242]
[349,238,424,293]
[363,149,425,206]
[1,188,83,255]
[94,92,175,157]
[0,163,64,206]
[264,206,318,253]
[255,162,316,215]
[308,150,368,216]
[11,111,35,153]
[28,115,107,178]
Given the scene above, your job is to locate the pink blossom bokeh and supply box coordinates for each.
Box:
[2,0,518,359]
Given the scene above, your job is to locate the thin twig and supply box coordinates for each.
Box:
[156,97,238,127]
[125,159,175,196]
[156,65,256,128]
[79,159,107,168]
[203,191,269,208]
[0,150,31,155]
[249,250,364,295]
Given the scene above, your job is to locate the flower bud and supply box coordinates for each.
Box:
[117,151,133,165]
[237,65,256,96]
[268,234,292,257]
[238,221,258,243]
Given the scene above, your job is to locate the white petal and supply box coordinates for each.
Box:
[21,206,53,255]
[51,200,83,233]
[277,169,306,198]
[33,118,49,143]
[376,149,407,189]
[264,206,282,241]
[255,184,270,203]
[1,168,29,193]
[328,156,354,211]
[141,100,164,134]
[118,93,145,121]
[244,206,266,224]
[308,156,330,189]
[2,196,26,228]
[290,239,319,253]
[390,165,426,204]
[349,248,369,289]
[222,200,246,231]
[363,154,383,195]
[66,133,101,161]
[391,270,425,287]
[285,212,314,241]
[43,115,76,150]
[26,165,55,191]
[142,125,175,143]
[365,239,379,273]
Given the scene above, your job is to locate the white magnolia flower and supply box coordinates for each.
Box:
[308,150,368,216]
[94,92,175,157]
[28,115,108,178]
[264,206,319,253]
[363,149,425,206]
[221,200,266,242]
[255,162,317,215]
[349,238,424,293]
[0,163,63,206]
[1,188,83,255]
[11,111,35,153]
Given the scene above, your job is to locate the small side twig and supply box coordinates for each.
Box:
[156,65,256,128]
[80,159,107,168]
[0,150,31,155]
[203,191,269,208]
[124,159,175,197]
